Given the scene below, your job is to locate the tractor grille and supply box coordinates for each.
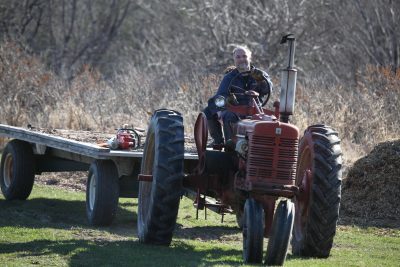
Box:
[247,135,298,184]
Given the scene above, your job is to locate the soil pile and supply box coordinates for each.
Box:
[340,140,400,227]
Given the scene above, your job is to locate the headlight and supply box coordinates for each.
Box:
[214,95,226,108]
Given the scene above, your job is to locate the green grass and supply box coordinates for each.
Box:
[0,185,399,266]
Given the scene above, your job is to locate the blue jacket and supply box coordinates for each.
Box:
[204,67,273,118]
[215,66,272,103]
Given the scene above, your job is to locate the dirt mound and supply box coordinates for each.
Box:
[340,140,400,227]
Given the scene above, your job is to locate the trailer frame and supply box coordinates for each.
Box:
[0,123,198,225]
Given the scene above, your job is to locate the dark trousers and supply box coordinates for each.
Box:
[203,106,238,144]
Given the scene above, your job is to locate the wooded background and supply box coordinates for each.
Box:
[1,0,398,80]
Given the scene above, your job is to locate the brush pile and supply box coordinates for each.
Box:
[341,140,400,227]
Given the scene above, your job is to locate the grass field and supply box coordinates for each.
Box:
[0,184,399,267]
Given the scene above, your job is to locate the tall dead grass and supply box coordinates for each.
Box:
[292,68,400,166]
[0,42,64,126]
[0,42,398,164]
[299,68,398,140]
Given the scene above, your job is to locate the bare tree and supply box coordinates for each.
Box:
[1,0,398,83]
[0,0,131,79]
[301,0,400,82]
[348,0,399,71]
[47,0,131,79]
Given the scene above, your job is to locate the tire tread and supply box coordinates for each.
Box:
[138,110,184,245]
[292,124,342,258]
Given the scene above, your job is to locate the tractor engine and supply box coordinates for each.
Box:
[235,118,299,197]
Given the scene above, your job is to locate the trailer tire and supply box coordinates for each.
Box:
[265,199,294,266]
[138,109,184,245]
[292,125,342,257]
[0,140,35,200]
[86,160,119,226]
[242,198,264,263]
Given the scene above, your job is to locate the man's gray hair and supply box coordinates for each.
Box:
[232,45,252,59]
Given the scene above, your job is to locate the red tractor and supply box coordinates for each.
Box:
[137,35,342,265]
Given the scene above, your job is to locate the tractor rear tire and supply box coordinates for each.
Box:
[137,109,184,245]
[265,199,295,266]
[242,198,264,263]
[292,125,342,257]
[86,160,119,226]
[0,140,35,200]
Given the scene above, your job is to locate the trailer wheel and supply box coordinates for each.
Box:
[265,199,295,266]
[242,198,264,263]
[138,109,184,245]
[86,160,119,226]
[292,125,342,257]
[0,140,35,200]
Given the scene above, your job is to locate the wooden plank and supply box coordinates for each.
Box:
[0,124,109,158]
[0,124,199,160]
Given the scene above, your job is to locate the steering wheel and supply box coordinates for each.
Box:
[261,90,271,107]
[227,69,271,107]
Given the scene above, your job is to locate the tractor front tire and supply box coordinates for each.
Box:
[137,109,184,245]
[292,125,342,257]
[265,199,295,266]
[236,208,244,230]
[0,140,35,200]
[86,160,119,226]
[235,194,246,229]
[242,198,264,263]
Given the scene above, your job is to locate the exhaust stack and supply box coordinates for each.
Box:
[279,34,297,123]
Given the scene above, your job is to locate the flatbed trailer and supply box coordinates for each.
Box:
[0,123,198,225]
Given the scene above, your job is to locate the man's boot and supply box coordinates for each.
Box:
[223,122,234,141]
[207,119,224,145]
[223,122,236,152]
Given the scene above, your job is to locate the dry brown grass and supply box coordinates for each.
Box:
[292,66,400,165]
[0,42,64,126]
[1,42,399,165]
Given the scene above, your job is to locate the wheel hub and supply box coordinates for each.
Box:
[3,154,13,188]
[89,174,96,210]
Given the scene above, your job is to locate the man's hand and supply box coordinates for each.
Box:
[227,93,239,105]
[250,67,265,81]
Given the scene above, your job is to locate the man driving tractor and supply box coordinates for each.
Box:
[204,45,273,146]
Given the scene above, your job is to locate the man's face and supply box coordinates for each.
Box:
[234,49,251,72]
